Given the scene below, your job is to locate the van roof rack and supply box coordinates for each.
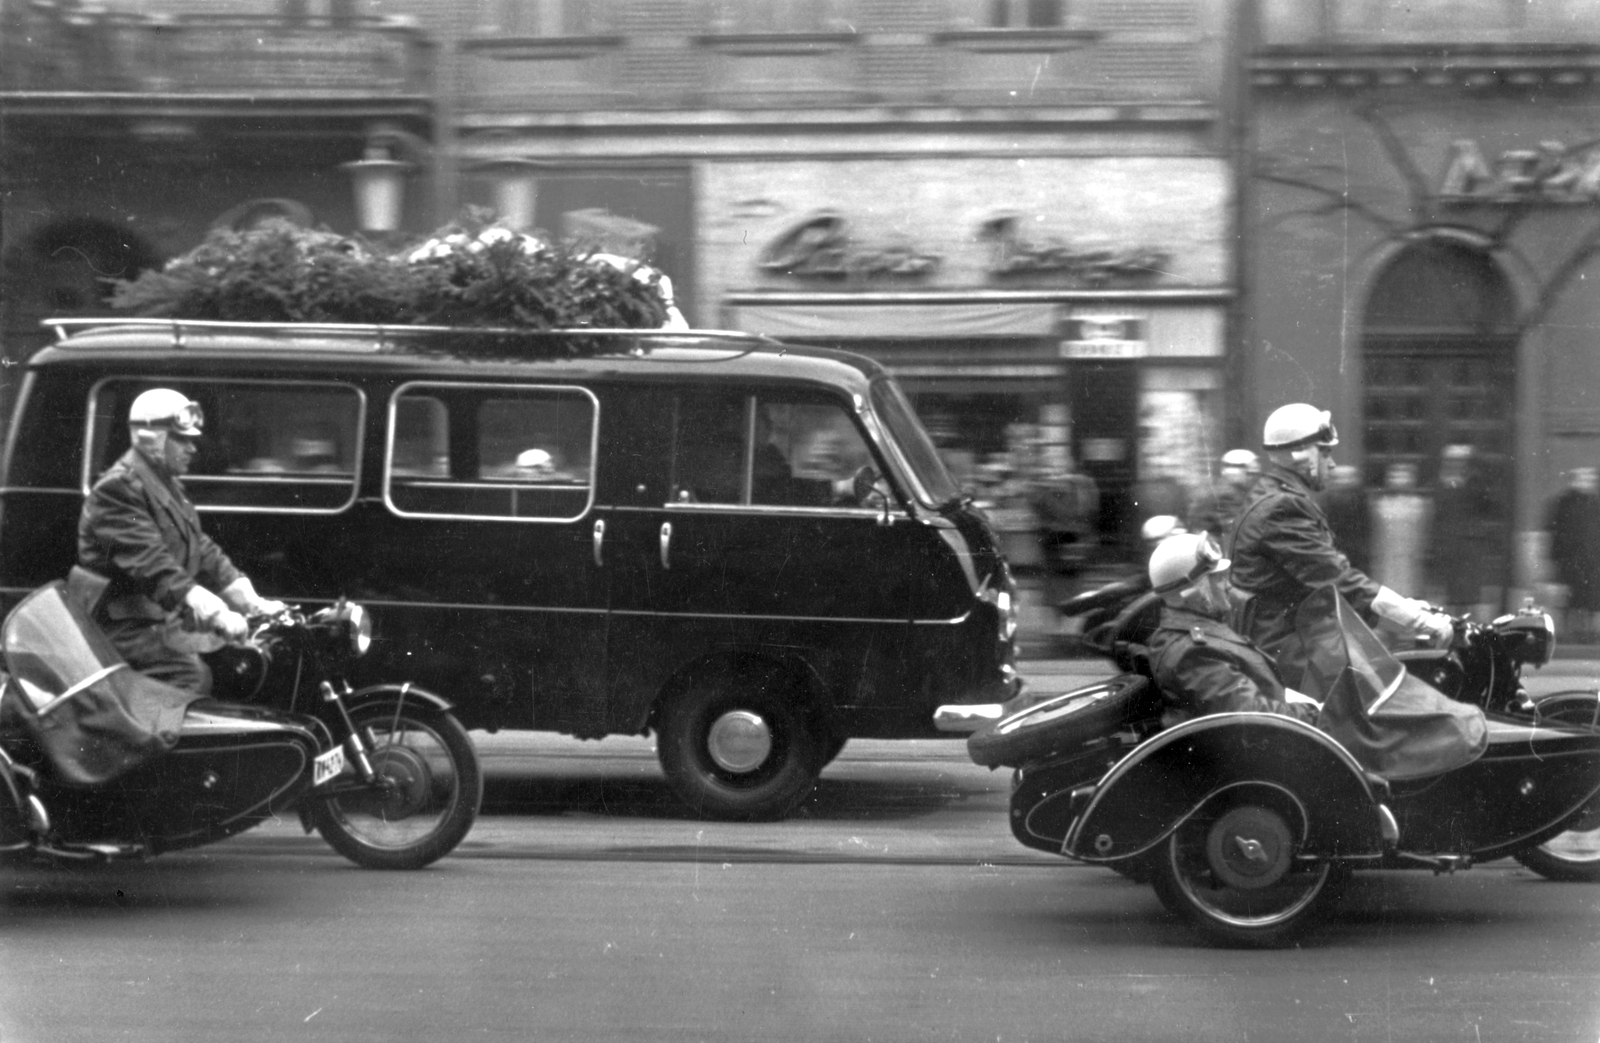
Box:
[42,318,776,355]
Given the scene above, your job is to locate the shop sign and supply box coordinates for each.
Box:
[981,214,1168,284]
[1439,138,1600,204]
[757,211,942,279]
[1058,316,1147,359]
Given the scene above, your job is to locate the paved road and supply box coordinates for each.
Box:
[1,657,1596,1043]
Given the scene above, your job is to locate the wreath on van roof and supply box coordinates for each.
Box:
[109,215,683,342]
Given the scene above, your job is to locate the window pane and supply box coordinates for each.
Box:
[88,380,361,512]
[387,385,595,521]
[671,392,748,504]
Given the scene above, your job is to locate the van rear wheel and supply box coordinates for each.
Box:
[656,668,821,821]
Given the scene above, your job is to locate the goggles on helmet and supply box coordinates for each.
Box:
[1152,533,1228,594]
[137,401,204,435]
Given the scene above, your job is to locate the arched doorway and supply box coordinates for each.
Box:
[1361,237,1518,609]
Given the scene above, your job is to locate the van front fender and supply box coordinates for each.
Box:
[1063,713,1386,863]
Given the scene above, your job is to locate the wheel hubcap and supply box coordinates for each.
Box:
[367,745,432,819]
[1206,806,1294,890]
[706,710,772,774]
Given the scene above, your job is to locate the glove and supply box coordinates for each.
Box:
[1416,611,1455,646]
[1370,585,1430,629]
[222,576,286,617]
[185,585,249,641]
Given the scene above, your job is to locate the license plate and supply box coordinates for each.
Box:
[313,745,347,787]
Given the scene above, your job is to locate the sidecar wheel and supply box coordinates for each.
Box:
[311,704,482,870]
[1150,799,1341,948]
[1516,696,1600,882]
[967,675,1154,769]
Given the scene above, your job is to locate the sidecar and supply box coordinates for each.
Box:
[1005,591,1600,948]
[0,580,323,859]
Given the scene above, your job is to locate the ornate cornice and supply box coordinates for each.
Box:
[1251,45,1600,92]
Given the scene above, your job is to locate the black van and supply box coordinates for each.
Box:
[0,320,1019,819]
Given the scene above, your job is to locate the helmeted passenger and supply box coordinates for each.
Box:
[1145,532,1322,728]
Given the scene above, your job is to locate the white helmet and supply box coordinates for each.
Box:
[128,388,204,437]
[1139,514,1185,543]
[1148,532,1229,594]
[1220,448,1258,470]
[1262,403,1338,451]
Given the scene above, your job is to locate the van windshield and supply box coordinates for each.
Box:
[870,379,963,509]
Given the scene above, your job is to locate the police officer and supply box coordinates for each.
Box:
[1228,403,1452,688]
[1186,448,1259,539]
[1146,532,1322,728]
[78,388,285,693]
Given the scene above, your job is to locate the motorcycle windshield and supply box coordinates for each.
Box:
[1293,586,1488,780]
[1,582,198,786]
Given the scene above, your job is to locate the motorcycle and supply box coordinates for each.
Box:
[944,590,1600,947]
[0,575,482,870]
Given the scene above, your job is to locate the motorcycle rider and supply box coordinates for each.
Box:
[1146,532,1322,728]
[77,388,285,693]
[1228,403,1453,688]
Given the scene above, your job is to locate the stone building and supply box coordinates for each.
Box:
[1248,0,1600,604]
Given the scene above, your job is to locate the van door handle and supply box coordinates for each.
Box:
[592,519,605,567]
[659,521,673,570]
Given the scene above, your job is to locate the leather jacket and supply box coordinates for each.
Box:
[1148,604,1318,727]
[77,448,241,622]
[1226,462,1380,685]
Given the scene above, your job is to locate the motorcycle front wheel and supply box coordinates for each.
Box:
[1514,693,1600,882]
[311,703,482,870]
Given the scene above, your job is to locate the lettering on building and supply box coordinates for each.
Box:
[980,214,1168,285]
[1439,138,1600,204]
[757,211,941,280]
[1058,316,1148,359]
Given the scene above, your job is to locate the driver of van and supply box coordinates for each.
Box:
[77,388,286,694]
[1146,532,1322,729]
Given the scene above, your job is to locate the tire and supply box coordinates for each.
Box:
[967,675,1154,769]
[656,666,821,821]
[311,703,482,870]
[815,733,848,769]
[1515,694,1600,882]
[1149,797,1342,948]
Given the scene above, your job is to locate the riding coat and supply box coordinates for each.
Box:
[78,447,241,624]
[1227,462,1381,688]
[1147,604,1319,728]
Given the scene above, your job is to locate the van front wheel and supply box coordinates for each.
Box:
[656,669,821,821]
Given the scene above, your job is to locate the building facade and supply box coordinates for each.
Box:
[2,0,1240,565]
[1249,0,1600,605]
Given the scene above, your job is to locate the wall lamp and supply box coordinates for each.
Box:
[341,122,435,233]
[468,157,546,232]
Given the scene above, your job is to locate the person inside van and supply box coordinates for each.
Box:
[77,388,286,694]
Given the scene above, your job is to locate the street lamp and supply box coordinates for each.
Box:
[469,156,545,232]
[341,143,416,233]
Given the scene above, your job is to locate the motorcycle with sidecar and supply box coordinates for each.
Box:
[0,574,481,870]
[945,588,1600,947]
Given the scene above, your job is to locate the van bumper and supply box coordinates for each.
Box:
[932,667,1024,733]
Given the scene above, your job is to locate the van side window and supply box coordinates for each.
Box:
[386,384,596,521]
[668,391,876,508]
[87,380,362,513]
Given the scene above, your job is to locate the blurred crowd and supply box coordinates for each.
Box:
[959,436,1600,646]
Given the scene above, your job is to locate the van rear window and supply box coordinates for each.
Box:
[86,380,362,513]
[386,383,596,522]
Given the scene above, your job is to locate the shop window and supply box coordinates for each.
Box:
[86,380,361,513]
[386,384,595,521]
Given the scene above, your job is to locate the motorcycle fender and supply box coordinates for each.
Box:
[345,682,454,716]
[1062,713,1386,863]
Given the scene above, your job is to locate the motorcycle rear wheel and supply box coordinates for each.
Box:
[311,703,482,870]
[1514,693,1600,882]
[1149,798,1343,948]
